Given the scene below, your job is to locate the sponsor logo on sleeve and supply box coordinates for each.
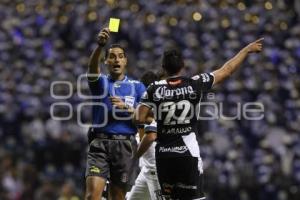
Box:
[200,73,210,82]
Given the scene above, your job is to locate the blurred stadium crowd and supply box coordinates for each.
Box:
[0,0,300,199]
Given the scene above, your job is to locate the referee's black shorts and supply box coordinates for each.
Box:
[85,129,138,190]
[156,156,205,200]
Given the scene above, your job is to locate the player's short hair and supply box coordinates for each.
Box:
[105,44,126,59]
[140,71,159,87]
[162,49,184,76]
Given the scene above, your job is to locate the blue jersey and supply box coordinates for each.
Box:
[88,74,146,135]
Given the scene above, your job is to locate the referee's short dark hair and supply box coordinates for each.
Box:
[105,44,126,59]
[162,49,184,76]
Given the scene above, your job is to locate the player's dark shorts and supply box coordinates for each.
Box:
[156,156,205,200]
[85,129,139,190]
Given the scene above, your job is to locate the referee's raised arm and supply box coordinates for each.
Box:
[87,27,110,81]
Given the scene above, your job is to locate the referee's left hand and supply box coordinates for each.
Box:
[109,96,126,109]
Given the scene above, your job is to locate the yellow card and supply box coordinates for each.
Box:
[109,18,120,32]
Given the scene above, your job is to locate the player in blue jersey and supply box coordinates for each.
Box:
[135,38,263,199]
[84,27,146,200]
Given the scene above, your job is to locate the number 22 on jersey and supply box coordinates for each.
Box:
[160,100,192,125]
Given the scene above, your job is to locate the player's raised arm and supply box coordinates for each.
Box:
[212,38,263,86]
[87,27,110,81]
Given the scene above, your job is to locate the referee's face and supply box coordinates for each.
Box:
[106,47,127,77]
